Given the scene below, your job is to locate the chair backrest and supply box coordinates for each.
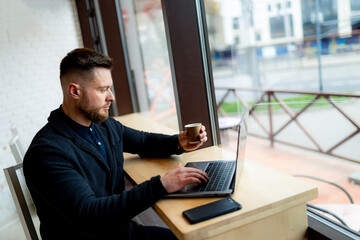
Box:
[9,134,26,165]
[3,163,39,240]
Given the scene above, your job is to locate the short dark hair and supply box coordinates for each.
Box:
[60,48,113,85]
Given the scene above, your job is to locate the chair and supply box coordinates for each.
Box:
[6,127,39,239]
[218,116,241,144]
[9,126,26,165]
[4,163,39,240]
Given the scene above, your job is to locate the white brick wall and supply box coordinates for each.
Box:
[0,0,83,228]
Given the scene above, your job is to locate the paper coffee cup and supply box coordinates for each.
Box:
[185,123,202,144]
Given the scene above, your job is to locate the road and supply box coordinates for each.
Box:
[212,53,360,162]
[213,53,360,94]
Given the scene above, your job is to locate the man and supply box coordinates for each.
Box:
[23,48,208,240]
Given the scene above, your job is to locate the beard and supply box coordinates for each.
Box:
[78,97,110,124]
[83,107,109,124]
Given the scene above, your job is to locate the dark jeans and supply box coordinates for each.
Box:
[143,226,177,240]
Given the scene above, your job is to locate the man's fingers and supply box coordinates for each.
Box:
[161,165,209,193]
[179,131,187,139]
[185,166,208,176]
[181,167,208,182]
[183,172,207,182]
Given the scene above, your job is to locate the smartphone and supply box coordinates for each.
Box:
[182,197,242,224]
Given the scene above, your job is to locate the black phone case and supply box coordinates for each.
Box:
[182,198,242,224]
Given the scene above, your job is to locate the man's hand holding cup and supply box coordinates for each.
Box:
[178,123,207,151]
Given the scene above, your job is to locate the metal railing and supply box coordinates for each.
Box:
[216,87,360,163]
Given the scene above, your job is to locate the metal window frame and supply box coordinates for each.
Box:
[161,0,220,147]
[307,208,360,240]
[75,0,134,116]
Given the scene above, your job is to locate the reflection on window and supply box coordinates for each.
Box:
[204,0,360,234]
[302,0,338,37]
[120,0,177,129]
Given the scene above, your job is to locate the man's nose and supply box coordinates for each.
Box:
[107,88,115,101]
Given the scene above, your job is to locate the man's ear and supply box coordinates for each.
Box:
[68,83,81,99]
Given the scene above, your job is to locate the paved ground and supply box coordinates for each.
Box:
[221,130,360,205]
[221,131,360,232]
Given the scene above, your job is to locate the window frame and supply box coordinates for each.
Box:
[161,0,220,147]
[307,208,360,240]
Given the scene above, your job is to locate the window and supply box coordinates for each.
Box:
[234,36,240,45]
[233,17,240,30]
[351,0,360,11]
[256,32,261,41]
[269,14,294,39]
[204,0,360,237]
[270,16,285,38]
[288,14,294,36]
[119,0,178,129]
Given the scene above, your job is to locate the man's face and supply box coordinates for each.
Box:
[78,67,115,124]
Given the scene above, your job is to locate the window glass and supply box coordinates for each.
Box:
[352,0,360,11]
[119,0,178,129]
[233,17,240,30]
[270,16,286,38]
[205,0,360,233]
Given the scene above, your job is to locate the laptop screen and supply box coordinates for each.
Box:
[232,107,249,189]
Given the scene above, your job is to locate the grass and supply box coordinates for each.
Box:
[219,94,353,114]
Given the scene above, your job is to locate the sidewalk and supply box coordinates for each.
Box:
[220,130,360,205]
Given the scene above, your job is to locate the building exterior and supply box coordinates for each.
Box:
[207,0,360,59]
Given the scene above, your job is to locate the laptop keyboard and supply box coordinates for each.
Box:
[196,161,235,192]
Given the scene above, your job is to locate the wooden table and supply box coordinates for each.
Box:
[114,113,318,240]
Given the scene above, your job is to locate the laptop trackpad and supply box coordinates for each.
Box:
[185,162,208,171]
[179,162,209,193]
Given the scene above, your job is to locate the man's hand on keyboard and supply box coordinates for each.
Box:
[160,163,209,193]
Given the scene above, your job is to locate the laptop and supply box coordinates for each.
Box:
[167,107,249,198]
